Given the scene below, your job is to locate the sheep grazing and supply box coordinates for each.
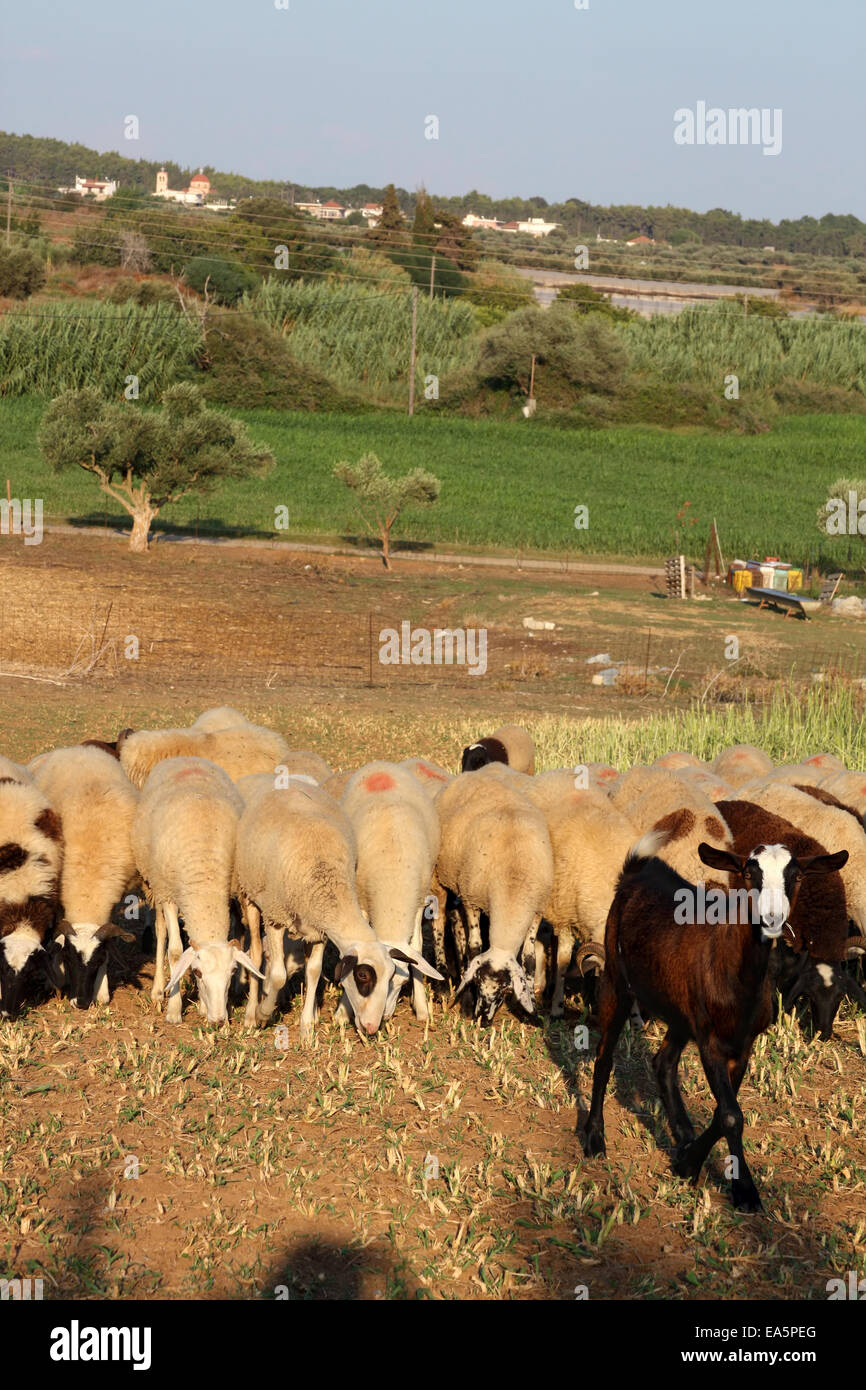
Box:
[816,770,866,819]
[460,724,536,776]
[710,744,774,788]
[278,750,333,784]
[132,757,261,1024]
[399,757,453,798]
[0,756,64,1019]
[652,751,706,772]
[29,746,139,1008]
[613,770,734,885]
[730,781,866,934]
[321,769,356,802]
[341,763,443,1022]
[718,798,866,1038]
[675,767,734,802]
[524,777,639,1016]
[582,831,847,1211]
[120,723,290,789]
[235,780,426,1038]
[190,706,250,732]
[433,765,553,1022]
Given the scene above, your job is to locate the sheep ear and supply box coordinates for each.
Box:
[165,947,197,995]
[334,953,358,984]
[389,946,444,982]
[508,958,536,1014]
[453,954,484,1000]
[231,946,265,981]
[697,842,744,874]
[799,849,849,875]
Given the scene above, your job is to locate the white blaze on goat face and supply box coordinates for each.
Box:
[750,844,793,938]
[66,923,103,964]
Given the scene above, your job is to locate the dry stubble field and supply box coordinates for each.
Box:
[2,533,866,1301]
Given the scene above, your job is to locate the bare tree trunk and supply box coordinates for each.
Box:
[129,501,156,553]
[381,524,392,570]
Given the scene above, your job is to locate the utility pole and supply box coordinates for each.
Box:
[408,285,419,416]
[5,169,13,248]
[429,253,436,301]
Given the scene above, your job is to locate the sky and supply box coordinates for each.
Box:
[3,0,864,221]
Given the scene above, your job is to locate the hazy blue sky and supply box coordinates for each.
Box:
[4,0,863,219]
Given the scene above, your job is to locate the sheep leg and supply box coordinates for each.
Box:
[428,876,450,988]
[582,975,631,1158]
[256,921,287,1023]
[652,1028,694,1151]
[465,904,483,961]
[300,941,325,1042]
[151,903,167,1006]
[676,1046,761,1212]
[551,926,575,1018]
[243,901,263,1028]
[164,902,184,1025]
[410,907,430,1022]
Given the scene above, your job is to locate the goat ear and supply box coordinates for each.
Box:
[388,946,444,982]
[697,842,744,874]
[508,958,536,1014]
[799,849,849,875]
[165,947,197,995]
[231,946,265,980]
[334,954,358,984]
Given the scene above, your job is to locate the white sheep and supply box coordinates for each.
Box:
[816,770,866,819]
[433,765,553,1022]
[0,756,64,1018]
[711,744,774,788]
[132,757,261,1024]
[341,763,443,1023]
[29,745,139,1008]
[524,777,639,1016]
[277,750,333,784]
[190,706,251,733]
[120,723,290,789]
[652,751,707,772]
[398,757,454,798]
[616,771,735,885]
[235,780,431,1038]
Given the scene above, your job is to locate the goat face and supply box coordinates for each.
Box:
[336,942,442,1035]
[165,941,263,1024]
[454,946,535,1024]
[699,842,850,941]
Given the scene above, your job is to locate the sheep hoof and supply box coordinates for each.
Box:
[671,1143,700,1181]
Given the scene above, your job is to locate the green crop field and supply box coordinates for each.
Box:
[2,394,866,566]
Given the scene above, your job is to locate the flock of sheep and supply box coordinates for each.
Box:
[2,707,865,1208]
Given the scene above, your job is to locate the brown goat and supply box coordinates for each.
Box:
[582,832,847,1211]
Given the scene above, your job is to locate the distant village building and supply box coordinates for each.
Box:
[154,167,216,206]
[58,175,119,201]
[295,200,346,220]
[361,202,383,226]
[462,213,501,230]
[501,217,559,237]
[626,234,654,246]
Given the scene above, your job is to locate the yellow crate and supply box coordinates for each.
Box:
[730,569,753,592]
[786,569,803,591]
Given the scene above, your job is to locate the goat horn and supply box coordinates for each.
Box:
[574,942,605,976]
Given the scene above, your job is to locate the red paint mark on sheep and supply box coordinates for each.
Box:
[364,772,396,792]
